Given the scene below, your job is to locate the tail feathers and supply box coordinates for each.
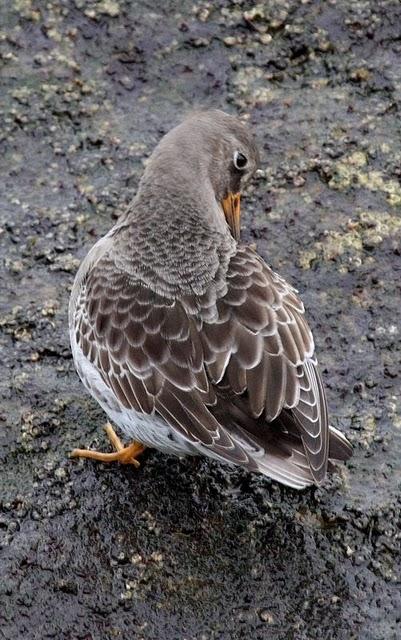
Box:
[210,398,352,490]
[328,425,353,461]
[232,421,351,490]
[226,422,316,489]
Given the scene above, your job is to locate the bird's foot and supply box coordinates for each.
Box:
[70,422,145,468]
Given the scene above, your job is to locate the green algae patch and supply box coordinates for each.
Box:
[299,211,401,270]
[329,153,401,206]
[232,67,279,104]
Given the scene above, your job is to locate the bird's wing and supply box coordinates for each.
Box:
[198,246,329,483]
[73,245,329,482]
[73,250,257,470]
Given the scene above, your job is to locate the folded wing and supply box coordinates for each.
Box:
[73,244,351,487]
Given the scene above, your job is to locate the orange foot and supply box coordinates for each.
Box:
[70,422,145,468]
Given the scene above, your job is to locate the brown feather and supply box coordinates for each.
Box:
[74,244,346,486]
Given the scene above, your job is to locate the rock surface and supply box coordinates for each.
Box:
[0,1,400,639]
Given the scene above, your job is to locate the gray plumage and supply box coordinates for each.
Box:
[69,109,352,489]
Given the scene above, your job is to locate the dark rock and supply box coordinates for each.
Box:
[1,1,400,639]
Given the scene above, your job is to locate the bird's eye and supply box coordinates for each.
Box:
[233,151,248,170]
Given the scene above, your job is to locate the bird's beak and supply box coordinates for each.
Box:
[221,192,241,241]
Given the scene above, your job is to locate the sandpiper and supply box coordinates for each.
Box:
[69,110,352,489]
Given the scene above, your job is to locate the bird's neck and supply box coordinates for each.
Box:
[112,180,236,298]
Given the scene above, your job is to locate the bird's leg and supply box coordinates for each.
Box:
[70,422,146,468]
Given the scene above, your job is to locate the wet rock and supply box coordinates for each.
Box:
[1,1,400,639]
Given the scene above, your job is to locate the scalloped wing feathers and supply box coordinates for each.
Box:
[73,245,350,486]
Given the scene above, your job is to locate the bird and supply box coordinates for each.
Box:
[69,109,352,489]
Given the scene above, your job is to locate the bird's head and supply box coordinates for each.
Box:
[139,110,260,241]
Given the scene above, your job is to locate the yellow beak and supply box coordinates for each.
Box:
[221,192,241,241]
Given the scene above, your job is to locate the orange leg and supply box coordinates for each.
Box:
[70,422,145,468]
